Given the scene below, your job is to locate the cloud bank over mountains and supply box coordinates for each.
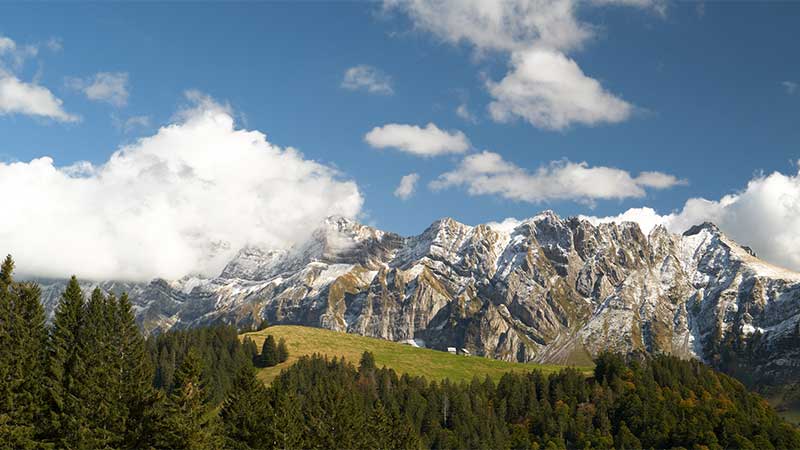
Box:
[584,163,800,271]
[0,92,363,281]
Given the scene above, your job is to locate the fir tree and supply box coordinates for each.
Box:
[116,292,159,449]
[0,258,48,448]
[78,288,119,448]
[276,337,289,363]
[359,351,376,376]
[220,365,273,449]
[157,349,220,449]
[241,337,258,365]
[260,335,278,367]
[44,275,89,448]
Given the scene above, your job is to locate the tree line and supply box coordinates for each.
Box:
[2,254,800,449]
[221,351,800,450]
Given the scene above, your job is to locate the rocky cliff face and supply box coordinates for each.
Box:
[37,212,800,384]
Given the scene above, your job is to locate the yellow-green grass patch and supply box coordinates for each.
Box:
[241,325,593,385]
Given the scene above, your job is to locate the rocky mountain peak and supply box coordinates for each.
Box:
[683,221,721,237]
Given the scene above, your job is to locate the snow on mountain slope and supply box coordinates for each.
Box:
[36,211,800,386]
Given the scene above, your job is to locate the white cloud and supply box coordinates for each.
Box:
[0,91,363,281]
[365,122,470,157]
[394,173,420,200]
[430,151,684,204]
[583,163,800,271]
[487,49,633,130]
[0,35,75,122]
[341,65,394,95]
[67,72,129,107]
[0,72,79,122]
[581,206,669,235]
[486,217,524,234]
[783,81,798,95]
[384,0,652,130]
[0,37,14,53]
[455,103,477,123]
[112,113,151,133]
[384,0,591,54]
[0,35,38,71]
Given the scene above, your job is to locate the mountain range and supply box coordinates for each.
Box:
[36,211,800,388]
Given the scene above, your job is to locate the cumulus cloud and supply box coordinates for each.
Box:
[0,35,76,122]
[384,0,590,54]
[783,81,798,95]
[430,151,684,204]
[341,65,394,95]
[583,163,800,271]
[384,0,651,130]
[487,49,633,130]
[67,72,129,107]
[0,72,79,122]
[365,122,470,157]
[0,91,363,281]
[394,173,420,200]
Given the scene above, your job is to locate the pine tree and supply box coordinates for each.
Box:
[241,337,258,365]
[77,288,119,448]
[0,255,18,447]
[0,257,48,448]
[359,351,376,375]
[260,335,278,367]
[44,276,89,448]
[157,349,220,449]
[276,337,289,363]
[0,256,14,425]
[615,421,642,450]
[220,365,273,449]
[116,292,159,449]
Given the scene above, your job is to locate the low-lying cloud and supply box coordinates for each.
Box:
[0,92,363,281]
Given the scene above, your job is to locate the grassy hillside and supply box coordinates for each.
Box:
[241,325,593,385]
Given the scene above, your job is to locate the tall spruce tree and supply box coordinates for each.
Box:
[0,257,48,449]
[260,335,278,367]
[0,255,17,446]
[220,365,273,449]
[276,337,289,363]
[116,292,160,449]
[157,349,220,449]
[77,288,120,447]
[44,275,89,448]
[0,256,14,422]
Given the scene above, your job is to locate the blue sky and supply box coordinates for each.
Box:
[2,1,800,279]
